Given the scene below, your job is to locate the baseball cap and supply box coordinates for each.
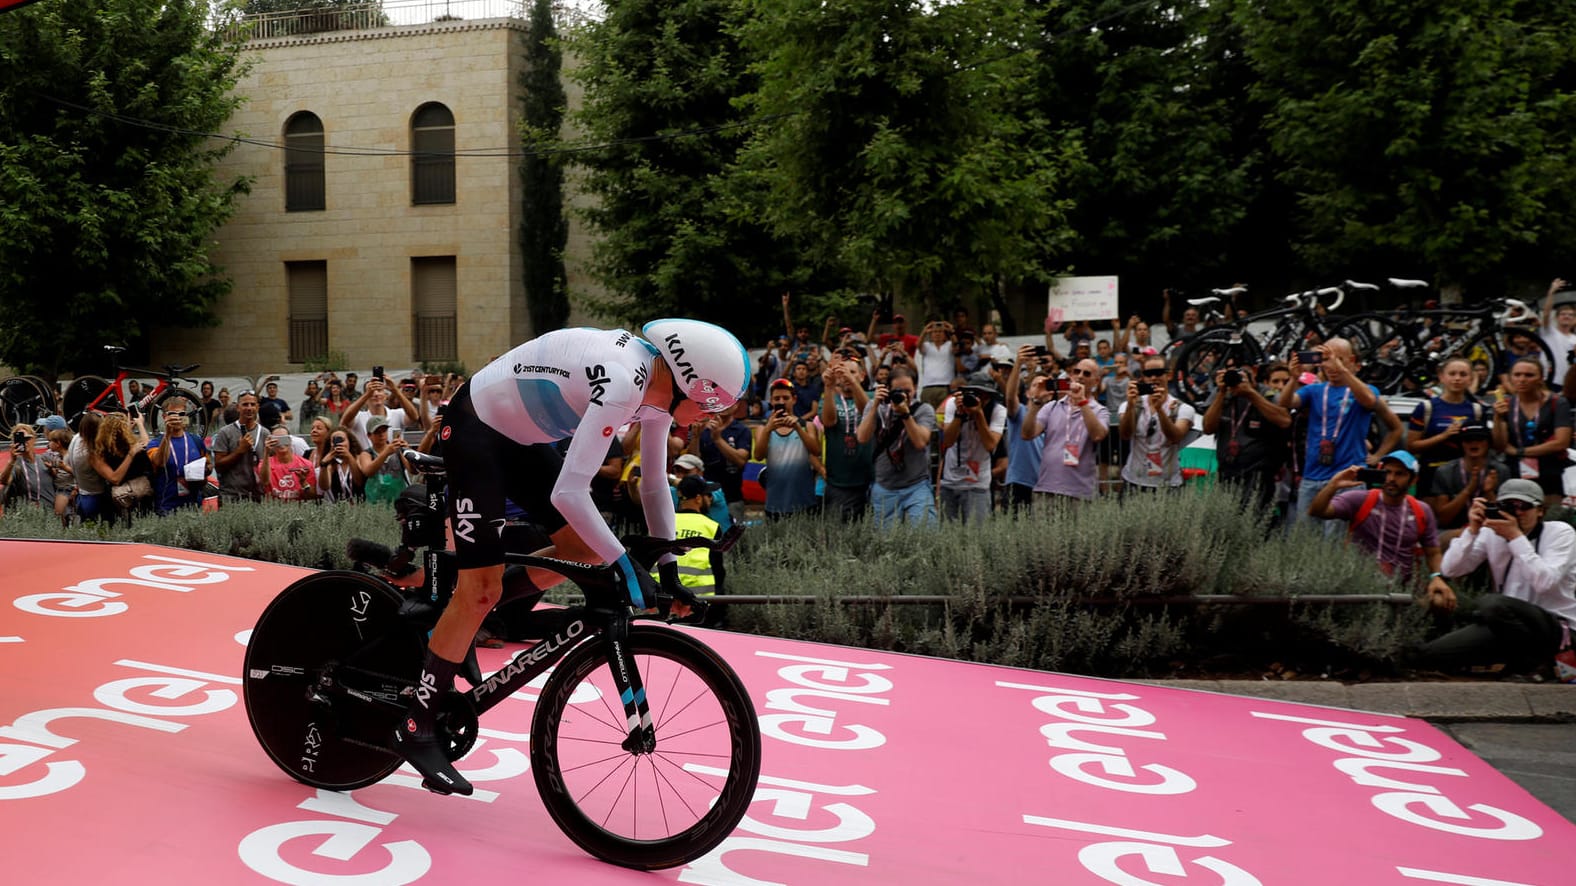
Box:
[36,415,68,433]
[1379,451,1418,474]
[1498,479,1543,506]
[673,453,705,472]
[676,474,718,500]
[769,378,795,391]
[1458,423,1491,441]
[365,415,390,433]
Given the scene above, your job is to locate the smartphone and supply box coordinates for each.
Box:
[1296,350,1323,366]
[1033,346,1050,357]
[1054,378,1071,392]
[1356,468,1387,485]
[390,429,404,442]
[373,365,385,381]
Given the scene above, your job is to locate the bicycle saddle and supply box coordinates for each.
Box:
[401,450,446,475]
[1186,296,1221,307]
[103,345,126,355]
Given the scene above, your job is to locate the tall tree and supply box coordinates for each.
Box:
[520,0,570,335]
[0,0,250,377]
[1235,0,1576,295]
[1030,0,1279,309]
[731,0,1074,314]
[569,0,807,339]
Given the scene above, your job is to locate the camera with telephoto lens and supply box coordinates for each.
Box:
[961,392,979,409]
[1222,369,1242,389]
[889,389,908,406]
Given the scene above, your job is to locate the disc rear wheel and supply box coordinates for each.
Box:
[243,571,424,791]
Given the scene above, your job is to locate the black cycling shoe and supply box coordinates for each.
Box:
[392,718,474,796]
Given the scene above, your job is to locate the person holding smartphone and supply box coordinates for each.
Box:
[257,425,317,502]
[146,396,209,515]
[753,378,822,518]
[341,374,419,450]
[317,427,369,503]
[362,415,410,504]
[1279,339,1404,533]
[1309,451,1446,588]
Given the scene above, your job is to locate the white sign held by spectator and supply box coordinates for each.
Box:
[1049,276,1119,323]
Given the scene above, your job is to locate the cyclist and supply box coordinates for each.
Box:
[393,319,750,796]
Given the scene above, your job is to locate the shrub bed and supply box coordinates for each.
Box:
[0,486,1467,678]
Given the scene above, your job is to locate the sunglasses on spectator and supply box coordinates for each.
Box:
[1071,369,1097,377]
[1499,501,1537,515]
[1141,369,1168,378]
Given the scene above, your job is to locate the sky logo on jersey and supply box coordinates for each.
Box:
[632,362,648,391]
[586,364,611,407]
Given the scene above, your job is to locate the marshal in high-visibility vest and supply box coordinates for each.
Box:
[652,475,727,595]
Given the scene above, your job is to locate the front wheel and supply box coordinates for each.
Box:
[532,626,762,870]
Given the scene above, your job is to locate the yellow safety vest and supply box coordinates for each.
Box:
[653,511,719,594]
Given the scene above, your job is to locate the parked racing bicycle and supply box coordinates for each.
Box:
[242,450,761,870]
[60,345,208,437]
[1327,279,1553,394]
[0,374,57,437]
[1169,282,1357,407]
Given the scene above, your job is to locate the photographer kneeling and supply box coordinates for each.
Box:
[1416,479,1576,675]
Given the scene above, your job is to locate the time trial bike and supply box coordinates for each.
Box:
[242,449,762,870]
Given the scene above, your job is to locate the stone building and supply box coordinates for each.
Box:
[149,2,593,375]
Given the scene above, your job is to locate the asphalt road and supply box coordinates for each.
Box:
[1438,722,1576,824]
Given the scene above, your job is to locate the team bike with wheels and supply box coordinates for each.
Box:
[242,449,762,871]
[0,374,58,437]
[60,345,208,436]
[1169,282,1360,407]
[1326,279,1553,394]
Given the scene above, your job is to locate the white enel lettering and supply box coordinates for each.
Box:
[1371,792,1542,841]
[755,650,891,671]
[756,714,884,750]
[12,593,128,618]
[1079,842,1262,886]
[1252,709,1542,841]
[0,742,85,800]
[678,771,874,886]
[237,821,430,886]
[1397,866,1536,885]
[1042,723,1167,754]
[1050,752,1196,795]
[1023,815,1231,847]
[0,707,183,750]
[297,789,398,825]
[775,664,893,695]
[13,554,252,618]
[92,677,237,718]
[1332,758,1468,792]
[764,687,889,717]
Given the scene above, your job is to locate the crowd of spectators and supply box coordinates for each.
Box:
[4,285,1575,679]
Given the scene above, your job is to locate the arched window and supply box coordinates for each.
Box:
[411,103,455,205]
[283,112,325,212]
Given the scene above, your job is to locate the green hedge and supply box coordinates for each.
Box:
[0,486,1458,678]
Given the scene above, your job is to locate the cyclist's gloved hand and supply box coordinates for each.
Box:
[656,560,706,624]
[608,552,658,610]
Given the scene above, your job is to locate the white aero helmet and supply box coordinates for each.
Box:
[642,318,750,414]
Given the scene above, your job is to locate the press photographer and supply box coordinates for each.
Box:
[939,377,1007,523]
[1420,479,1576,676]
[857,365,938,526]
[1201,362,1291,509]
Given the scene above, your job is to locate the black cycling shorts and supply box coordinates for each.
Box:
[441,385,570,569]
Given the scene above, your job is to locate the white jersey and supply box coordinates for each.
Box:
[467,327,676,563]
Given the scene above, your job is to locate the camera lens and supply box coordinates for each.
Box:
[1222,370,1242,388]
[962,393,978,408]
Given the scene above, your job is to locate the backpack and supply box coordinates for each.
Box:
[1349,488,1431,567]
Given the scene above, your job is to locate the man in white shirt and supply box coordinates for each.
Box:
[341,376,420,450]
[938,378,1007,522]
[1539,277,1576,388]
[1421,478,1576,674]
[1118,355,1197,490]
